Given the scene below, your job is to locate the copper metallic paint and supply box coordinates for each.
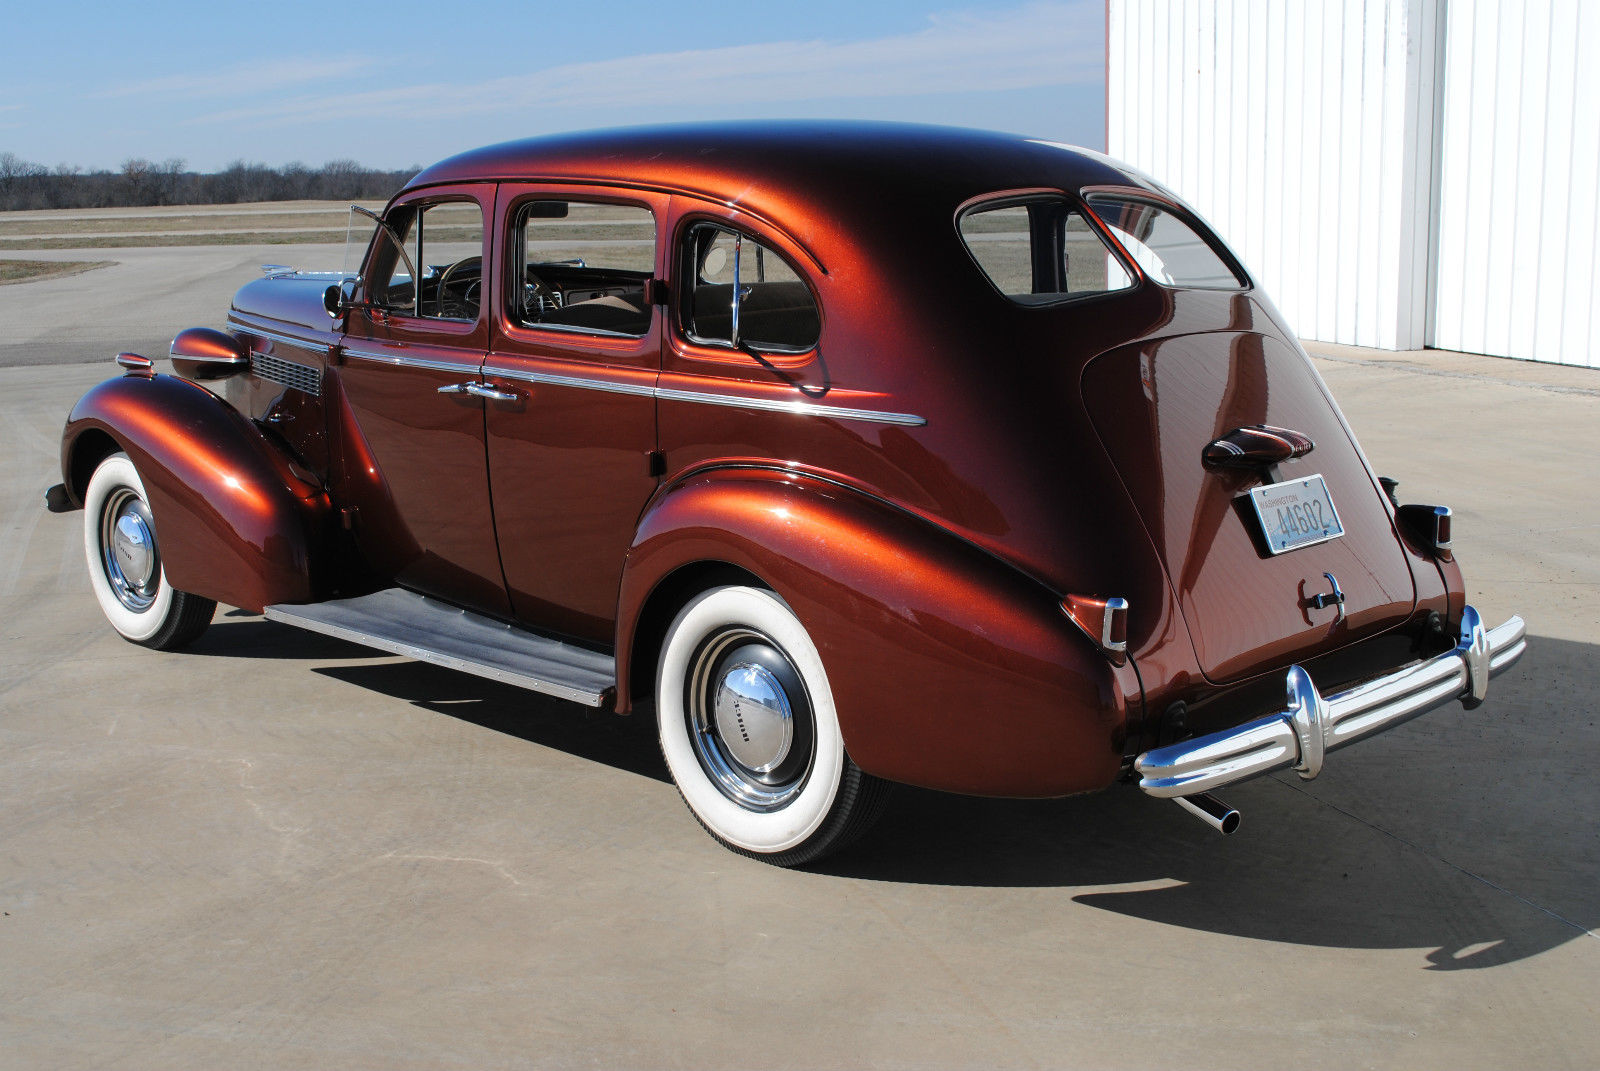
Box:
[484,183,667,643]
[169,327,249,381]
[62,373,327,613]
[619,466,1131,798]
[61,122,1489,807]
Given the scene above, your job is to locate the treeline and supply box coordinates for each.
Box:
[0,154,418,211]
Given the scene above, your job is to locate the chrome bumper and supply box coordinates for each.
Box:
[1135,606,1526,798]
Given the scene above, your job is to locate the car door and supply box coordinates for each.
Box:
[334,183,510,616]
[480,184,666,643]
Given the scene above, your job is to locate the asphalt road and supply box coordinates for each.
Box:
[0,244,347,368]
[1,253,1597,1069]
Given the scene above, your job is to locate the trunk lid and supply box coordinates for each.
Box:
[1081,329,1416,684]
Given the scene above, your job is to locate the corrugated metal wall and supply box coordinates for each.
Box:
[1432,0,1599,366]
[1106,0,1598,367]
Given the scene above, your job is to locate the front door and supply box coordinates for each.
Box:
[335,184,510,616]
[481,184,666,644]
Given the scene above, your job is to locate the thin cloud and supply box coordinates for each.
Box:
[88,55,382,101]
[189,2,1100,127]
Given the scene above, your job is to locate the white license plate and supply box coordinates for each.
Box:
[1248,474,1345,555]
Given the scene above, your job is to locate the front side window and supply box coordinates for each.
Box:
[682,223,820,353]
[958,195,1134,304]
[1083,195,1247,289]
[515,199,656,337]
[372,200,485,321]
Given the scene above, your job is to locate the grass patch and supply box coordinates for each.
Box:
[0,259,114,284]
[0,231,351,249]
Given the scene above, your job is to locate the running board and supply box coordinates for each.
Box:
[264,588,615,707]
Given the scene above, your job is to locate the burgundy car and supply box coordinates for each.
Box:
[48,123,1524,864]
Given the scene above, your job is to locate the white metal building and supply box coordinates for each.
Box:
[1106,0,1598,368]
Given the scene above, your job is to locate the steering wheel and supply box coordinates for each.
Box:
[434,255,482,319]
[522,268,560,321]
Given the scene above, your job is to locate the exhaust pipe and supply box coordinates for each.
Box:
[1175,793,1241,835]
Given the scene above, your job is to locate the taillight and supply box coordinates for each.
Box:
[1397,503,1453,562]
[1061,594,1129,666]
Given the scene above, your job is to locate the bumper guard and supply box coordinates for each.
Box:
[1135,606,1526,798]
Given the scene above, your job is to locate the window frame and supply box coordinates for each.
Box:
[675,216,823,358]
[362,193,488,325]
[1079,187,1253,292]
[503,192,661,341]
[955,188,1140,308]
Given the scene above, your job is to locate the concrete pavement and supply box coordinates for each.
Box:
[1,297,1597,1066]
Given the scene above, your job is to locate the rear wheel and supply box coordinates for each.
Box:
[82,453,215,649]
[656,585,888,866]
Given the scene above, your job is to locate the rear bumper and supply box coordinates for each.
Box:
[1134,606,1526,798]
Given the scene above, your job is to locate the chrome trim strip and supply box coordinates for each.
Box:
[343,348,480,376]
[1134,608,1526,798]
[487,365,657,399]
[654,385,926,426]
[234,324,331,353]
[487,365,925,425]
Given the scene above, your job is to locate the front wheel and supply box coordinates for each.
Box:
[82,452,215,649]
[656,585,888,867]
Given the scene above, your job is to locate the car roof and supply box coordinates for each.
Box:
[403,121,1144,224]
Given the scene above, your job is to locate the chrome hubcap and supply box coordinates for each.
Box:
[713,661,794,773]
[687,628,814,812]
[101,490,159,612]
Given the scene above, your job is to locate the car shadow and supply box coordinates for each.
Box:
[205,614,1594,970]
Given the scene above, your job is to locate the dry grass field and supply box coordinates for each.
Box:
[0,201,385,249]
[0,259,113,284]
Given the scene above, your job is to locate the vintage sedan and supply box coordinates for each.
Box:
[47,122,1524,864]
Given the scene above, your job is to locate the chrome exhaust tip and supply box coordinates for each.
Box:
[1175,793,1241,835]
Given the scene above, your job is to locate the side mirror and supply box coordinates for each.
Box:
[324,279,357,319]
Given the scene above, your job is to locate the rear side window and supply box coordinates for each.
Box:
[958,196,1133,305]
[1084,195,1247,289]
[682,223,820,353]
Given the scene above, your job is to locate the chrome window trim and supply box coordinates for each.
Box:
[511,320,649,341]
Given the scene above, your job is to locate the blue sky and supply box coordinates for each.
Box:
[0,0,1105,173]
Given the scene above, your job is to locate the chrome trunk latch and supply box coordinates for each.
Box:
[1309,571,1346,625]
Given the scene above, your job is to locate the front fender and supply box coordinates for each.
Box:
[61,372,329,612]
[618,467,1136,798]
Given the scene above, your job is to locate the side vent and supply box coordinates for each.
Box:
[251,351,323,397]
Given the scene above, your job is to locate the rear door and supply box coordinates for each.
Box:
[481,184,665,644]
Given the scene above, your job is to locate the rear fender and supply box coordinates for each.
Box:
[61,372,329,612]
[617,467,1136,797]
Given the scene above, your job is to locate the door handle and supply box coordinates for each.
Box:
[464,382,520,403]
[436,381,521,402]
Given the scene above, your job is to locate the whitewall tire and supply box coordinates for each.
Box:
[656,585,887,866]
[82,453,215,649]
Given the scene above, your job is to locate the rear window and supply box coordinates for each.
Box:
[1084,195,1247,289]
[958,196,1133,304]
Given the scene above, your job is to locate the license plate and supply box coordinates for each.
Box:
[1248,474,1345,555]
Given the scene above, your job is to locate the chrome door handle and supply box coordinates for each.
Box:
[436,381,520,402]
[464,382,520,402]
